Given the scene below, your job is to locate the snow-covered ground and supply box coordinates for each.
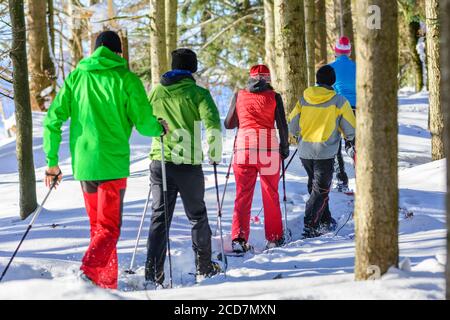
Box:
[0,91,446,300]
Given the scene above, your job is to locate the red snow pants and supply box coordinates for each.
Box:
[231,154,283,242]
[80,178,127,289]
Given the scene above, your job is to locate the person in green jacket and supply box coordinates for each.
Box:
[43,31,168,289]
[145,48,222,286]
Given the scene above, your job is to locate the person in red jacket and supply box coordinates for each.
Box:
[224,65,289,252]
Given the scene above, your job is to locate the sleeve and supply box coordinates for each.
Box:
[274,94,289,159]
[224,92,239,129]
[288,101,302,137]
[43,76,72,167]
[338,99,356,141]
[125,73,163,137]
[199,90,223,162]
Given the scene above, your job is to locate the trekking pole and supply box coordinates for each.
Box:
[214,134,237,236]
[253,148,298,221]
[0,173,60,282]
[213,163,227,274]
[281,160,292,241]
[160,136,173,288]
[124,188,151,274]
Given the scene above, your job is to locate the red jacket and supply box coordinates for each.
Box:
[224,79,289,159]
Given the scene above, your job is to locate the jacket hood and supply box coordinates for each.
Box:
[160,70,196,86]
[247,78,272,93]
[77,47,127,71]
[303,86,336,105]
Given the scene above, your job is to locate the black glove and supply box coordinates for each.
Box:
[280,144,290,160]
[345,139,356,160]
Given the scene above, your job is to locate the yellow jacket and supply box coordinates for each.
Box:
[288,86,356,160]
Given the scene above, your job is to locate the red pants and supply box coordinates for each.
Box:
[231,157,283,242]
[80,179,127,289]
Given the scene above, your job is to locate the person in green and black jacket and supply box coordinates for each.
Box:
[145,49,223,286]
[43,31,168,289]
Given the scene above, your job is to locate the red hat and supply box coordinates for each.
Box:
[335,36,352,55]
[250,65,271,82]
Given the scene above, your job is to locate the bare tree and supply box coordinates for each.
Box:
[426,0,445,160]
[305,0,316,86]
[150,0,168,86]
[69,0,83,66]
[27,0,56,111]
[264,0,279,89]
[274,0,307,113]
[334,0,354,60]
[354,0,399,280]
[165,0,177,64]
[440,0,450,301]
[315,0,327,67]
[8,0,38,219]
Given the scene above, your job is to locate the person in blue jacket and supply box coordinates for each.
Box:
[328,36,356,191]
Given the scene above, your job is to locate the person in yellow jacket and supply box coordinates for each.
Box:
[288,65,356,239]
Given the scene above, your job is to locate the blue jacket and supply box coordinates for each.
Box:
[329,55,356,108]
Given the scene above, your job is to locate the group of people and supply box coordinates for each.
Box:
[42,31,356,290]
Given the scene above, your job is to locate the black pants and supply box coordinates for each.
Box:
[145,161,212,283]
[301,159,334,229]
[335,140,348,185]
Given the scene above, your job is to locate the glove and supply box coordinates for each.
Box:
[345,139,356,161]
[158,118,169,136]
[280,144,290,160]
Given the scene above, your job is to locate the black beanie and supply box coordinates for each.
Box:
[316,65,336,86]
[95,31,122,53]
[171,48,198,73]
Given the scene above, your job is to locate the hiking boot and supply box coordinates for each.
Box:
[144,263,164,287]
[196,261,221,283]
[265,237,285,250]
[231,238,253,254]
[143,280,165,290]
[319,217,338,233]
[302,226,322,239]
[78,271,95,286]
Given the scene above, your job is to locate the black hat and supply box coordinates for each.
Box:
[95,31,122,53]
[171,48,198,73]
[316,65,336,86]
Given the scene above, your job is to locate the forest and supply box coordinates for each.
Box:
[0,0,449,301]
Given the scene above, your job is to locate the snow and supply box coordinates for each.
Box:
[0,91,446,300]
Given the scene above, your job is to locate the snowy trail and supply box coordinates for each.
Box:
[0,91,447,299]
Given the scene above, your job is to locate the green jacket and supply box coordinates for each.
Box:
[43,47,163,181]
[149,75,222,164]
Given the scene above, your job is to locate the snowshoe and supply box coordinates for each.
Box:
[195,261,222,283]
[302,226,322,239]
[231,238,253,254]
[319,218,338,234]
[265,237,285,250]
[78,271,95,286]
[143,280,165,291]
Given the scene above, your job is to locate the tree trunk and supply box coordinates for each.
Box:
[426,0,445,160]
[274,0,307,113]
[407,20,424,92]
[334,0,355,60]
[264,0,279,89]
[69,0,83,67]
[354,0,399,280]
[47,0,55,55]
[165,0,177,64]
[305,0,316,86]
[8,0,38,220]
[441,0,450,301]
[150,0,168,86]
[89,0,100,53]
[314,0,327,67]
[27,0,56,111]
